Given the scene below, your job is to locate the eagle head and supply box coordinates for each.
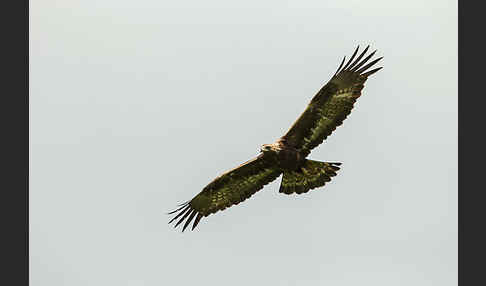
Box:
[260,143,280,154]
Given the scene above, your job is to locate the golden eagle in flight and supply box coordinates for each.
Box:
[169,45,383,231]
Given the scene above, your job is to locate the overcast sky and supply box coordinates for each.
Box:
[30,1,457,285]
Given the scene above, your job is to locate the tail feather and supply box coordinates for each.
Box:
[279,160,341,195]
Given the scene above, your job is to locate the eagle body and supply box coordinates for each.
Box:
[260,140,304,171]
[168,45,383,231]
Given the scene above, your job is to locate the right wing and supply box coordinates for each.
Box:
[168,154,281,232]
[281,45,383,157]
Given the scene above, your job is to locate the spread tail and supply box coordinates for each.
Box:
[279,160,341,195]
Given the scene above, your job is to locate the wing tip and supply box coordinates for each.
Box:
[342,45,360,71]
[168,201,205,232]
[334,56,346,75]
[336,45,383,76]
[356,56,383,74]
[362,66,383,77]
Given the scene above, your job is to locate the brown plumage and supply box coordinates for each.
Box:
[168,45,383,231]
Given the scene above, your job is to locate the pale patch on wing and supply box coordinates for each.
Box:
[334,90,355,98]
[300,115,334,151]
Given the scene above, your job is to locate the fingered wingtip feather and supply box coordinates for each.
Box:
[361,66,383,77]
[167,203,188,215]
[174,207,194,228]
[350,50,377,72]
[177,201,189,207]
[342,45,360,71]
[191,213,203,231]
[357,57,383,74]
[182,210,197,232]
[347,45,370,70]
[334,56,346,75]
[168,205,191,224]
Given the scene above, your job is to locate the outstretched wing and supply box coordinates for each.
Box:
[168,154,281,232]
[281,45,383,157]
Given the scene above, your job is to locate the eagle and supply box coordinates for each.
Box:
[168,45,383,232]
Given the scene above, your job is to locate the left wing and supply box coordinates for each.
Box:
[281,45,383,157]
[168,154,281,232]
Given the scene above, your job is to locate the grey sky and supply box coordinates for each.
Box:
[30,1,457,285]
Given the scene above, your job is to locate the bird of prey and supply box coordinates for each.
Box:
[168,45,383,232]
